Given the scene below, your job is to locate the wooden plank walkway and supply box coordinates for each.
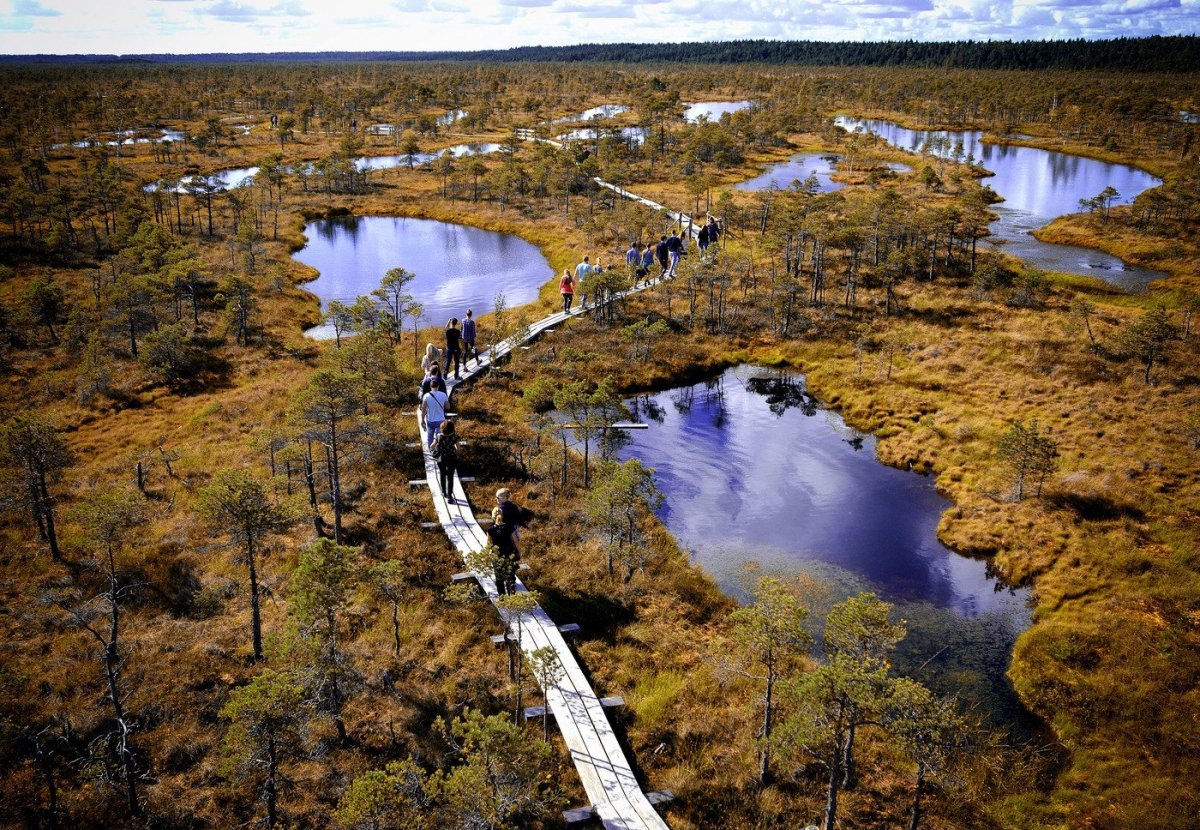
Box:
[515,128,702,239]
[418,276,672,829]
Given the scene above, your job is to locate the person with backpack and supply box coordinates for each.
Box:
[430,419,460,498]
[495,488,524,542]
[697,223,710,259]
[420,381,449,447]
[486,506,519,595]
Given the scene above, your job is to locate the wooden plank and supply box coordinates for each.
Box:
[563,806,597,824]
[599,696,625,709]
[523,705,547,720]
[558,623,581,635]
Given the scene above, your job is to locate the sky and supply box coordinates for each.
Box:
[0,0,1197,55]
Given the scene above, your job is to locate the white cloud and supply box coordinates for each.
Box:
[14,0,61,15]
[0,0,1195,54]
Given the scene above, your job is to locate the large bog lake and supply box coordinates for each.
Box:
[835,116,1166,289]
[293,216,554,339]
[618,365,1033,728]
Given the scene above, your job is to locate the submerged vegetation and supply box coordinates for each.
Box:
[0,51,1198,830]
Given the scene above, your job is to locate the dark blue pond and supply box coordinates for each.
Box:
[619,365,1032,725]
[835,116,1166,289]
[293,216,554,339]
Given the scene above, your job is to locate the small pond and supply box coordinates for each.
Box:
[292,216,554,340]
[354,142,501,171]
[618,365,1033,728]
[560,126,647,146]
[147,143,500,193]
[735,152,912,193]
[685,100,752,123]
[835,115,1166,289]
[552,104,630,123]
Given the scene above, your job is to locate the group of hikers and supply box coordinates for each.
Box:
[560,216,722,313]
[414,310,525,594]
[415,214,720,594]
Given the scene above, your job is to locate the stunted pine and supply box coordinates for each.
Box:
[198,469,297,660]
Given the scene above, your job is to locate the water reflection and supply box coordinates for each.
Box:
[620,365,1028,618]
[620,364,1033,727]
[292,216,553,339]
[835,116,1166,289]
[560,126,647,146]
[552,104,630,123]
[684,101,752,122]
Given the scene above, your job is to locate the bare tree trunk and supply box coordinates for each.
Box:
[247,538,263,661]
[908,761,926,830]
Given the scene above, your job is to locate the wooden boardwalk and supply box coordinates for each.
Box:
[515,129,702,238]
[418,280,672,829]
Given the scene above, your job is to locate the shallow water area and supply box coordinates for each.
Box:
[560,126,647,146]
[552,104,630,123]
[684,101,752,122]
[835,116,1166,289]
[734,152,913,193]
[292,216,554,340]
[353,142,501,171]
[618,365,1033,726]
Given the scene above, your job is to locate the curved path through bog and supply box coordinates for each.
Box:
[417,282,674,829]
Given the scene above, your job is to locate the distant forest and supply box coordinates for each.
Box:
[4,35,1198,72]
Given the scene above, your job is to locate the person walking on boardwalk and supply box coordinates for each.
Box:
[420,381,449,447]
[486,506,519,595]
[640,243,655,283]
[444,317,462,379]
[666,228,683,278]
[495,487,524,542]
[421,342,442,376]
[461,308,477,367]
[697,222,710,260]
[430,419,460,498]
[559,268,574,313]
[420,362,445,397]
[655,235,669,278]
[625,242,640,285]
[707,216,721,252]
[575,255,592,309]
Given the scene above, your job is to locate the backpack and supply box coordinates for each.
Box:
[431,433,456,462]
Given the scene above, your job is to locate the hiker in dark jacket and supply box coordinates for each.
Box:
[444,318,462,380]
[486,506,519,595]
[655,236,669,277]
[430,419,460,498]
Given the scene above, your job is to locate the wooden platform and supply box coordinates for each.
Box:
[417,269,673,829]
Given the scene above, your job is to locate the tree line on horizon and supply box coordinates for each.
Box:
[2,35,1197,73]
